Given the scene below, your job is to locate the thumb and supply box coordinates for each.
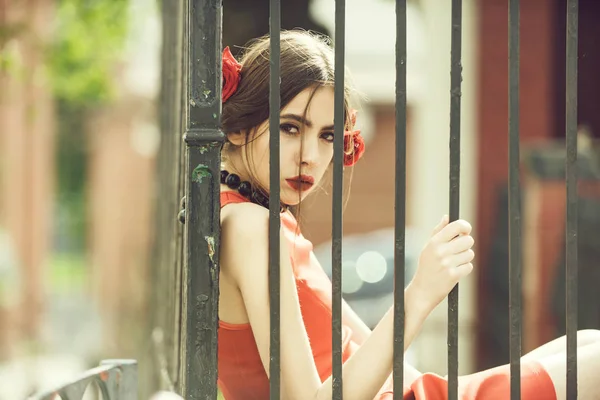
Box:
[431,214,449,236]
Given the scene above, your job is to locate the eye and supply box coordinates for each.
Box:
[280,123,299,136]
[321,132,334,143]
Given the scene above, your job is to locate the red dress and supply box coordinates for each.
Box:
[217,191,556,400]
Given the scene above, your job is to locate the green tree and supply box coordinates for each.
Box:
[48,0,129,105]
[47,0,130,250]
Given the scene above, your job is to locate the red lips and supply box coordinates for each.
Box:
[285,175,315,192]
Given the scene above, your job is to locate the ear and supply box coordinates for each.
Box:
[226,130,245,146]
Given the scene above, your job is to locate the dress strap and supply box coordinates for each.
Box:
[220,191,250,208]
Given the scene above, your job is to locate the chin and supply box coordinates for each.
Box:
[282,197,302,207]
[280,190,310,206]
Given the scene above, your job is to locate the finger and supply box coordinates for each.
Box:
[439,235,474,256]
[450,262,474,280]
[431,214,449,236]
[433,219,472,243]
[442,249,475,269]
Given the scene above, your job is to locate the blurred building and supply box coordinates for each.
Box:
[0,0,55,359]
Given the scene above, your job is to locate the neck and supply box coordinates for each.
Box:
[220,165,291,213]
[222,160,252,184]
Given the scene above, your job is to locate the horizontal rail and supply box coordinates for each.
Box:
[28,359,137,400]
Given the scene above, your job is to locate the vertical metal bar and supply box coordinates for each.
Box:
[174,0,186,387]
[565,0,579,399]
[392,0,407,398]
[181,0,224,398]
[508,0,522,398]
[447,0,462,398]
[268,0,282,398]
[332,0,346,398]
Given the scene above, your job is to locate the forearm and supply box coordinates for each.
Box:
[342,300,371,344]
[314,287,432,400]
[403,283,434,351]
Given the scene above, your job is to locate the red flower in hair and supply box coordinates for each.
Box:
[222,46,242,103]
[344,130,365,167]
[343,109,365,167]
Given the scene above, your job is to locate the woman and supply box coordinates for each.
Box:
[216,30,600,400]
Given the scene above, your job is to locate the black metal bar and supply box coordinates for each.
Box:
[508,0,522,398]
[565,0,579,398]
[392,0,407,398]
[332,0,346,398]
[181,0,224,398]
[447,0,462,398]
[269,0,282,398]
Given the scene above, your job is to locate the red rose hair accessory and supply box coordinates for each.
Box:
[343,109,365,167]
[222,46,242,103]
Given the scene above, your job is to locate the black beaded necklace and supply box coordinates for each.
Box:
[221,169,288,212]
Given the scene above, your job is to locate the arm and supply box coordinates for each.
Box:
[311,252,425,392]
[341,299,371,344]
[308,251,371,344]
[315,285,431,400]
[222,207,472,400]
[341,298,423,386]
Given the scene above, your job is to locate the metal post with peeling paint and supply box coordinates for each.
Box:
[179,0,224,398]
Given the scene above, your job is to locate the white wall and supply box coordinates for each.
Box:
[408,0,479,376]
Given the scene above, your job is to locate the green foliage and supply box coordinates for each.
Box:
[0,22,27,81]
[44,0,130,247]
[47,0,130,106]
[55,100,89,251]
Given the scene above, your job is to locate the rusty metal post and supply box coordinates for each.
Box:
[179,0,224,399]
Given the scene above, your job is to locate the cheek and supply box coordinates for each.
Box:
[278,139,299,160]
[323,147,334,165]
[250,135,270,162]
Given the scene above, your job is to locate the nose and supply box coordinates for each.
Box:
[299,136,319,167]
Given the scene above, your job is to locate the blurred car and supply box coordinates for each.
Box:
[312,227,421,329]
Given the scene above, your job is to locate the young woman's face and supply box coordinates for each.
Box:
[244,86,336,205]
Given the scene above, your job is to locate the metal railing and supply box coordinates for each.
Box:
[185,0,581,399]
[28,360,137,400]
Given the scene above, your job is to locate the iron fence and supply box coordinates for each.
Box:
[184,0,580,399]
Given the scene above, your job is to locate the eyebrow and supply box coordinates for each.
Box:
[280,113,335,130]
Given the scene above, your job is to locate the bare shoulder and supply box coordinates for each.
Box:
[221,202,269,241]
[220,202,270,276]
[220,202,291,286]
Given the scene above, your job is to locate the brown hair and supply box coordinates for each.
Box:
[222,30,353,135]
